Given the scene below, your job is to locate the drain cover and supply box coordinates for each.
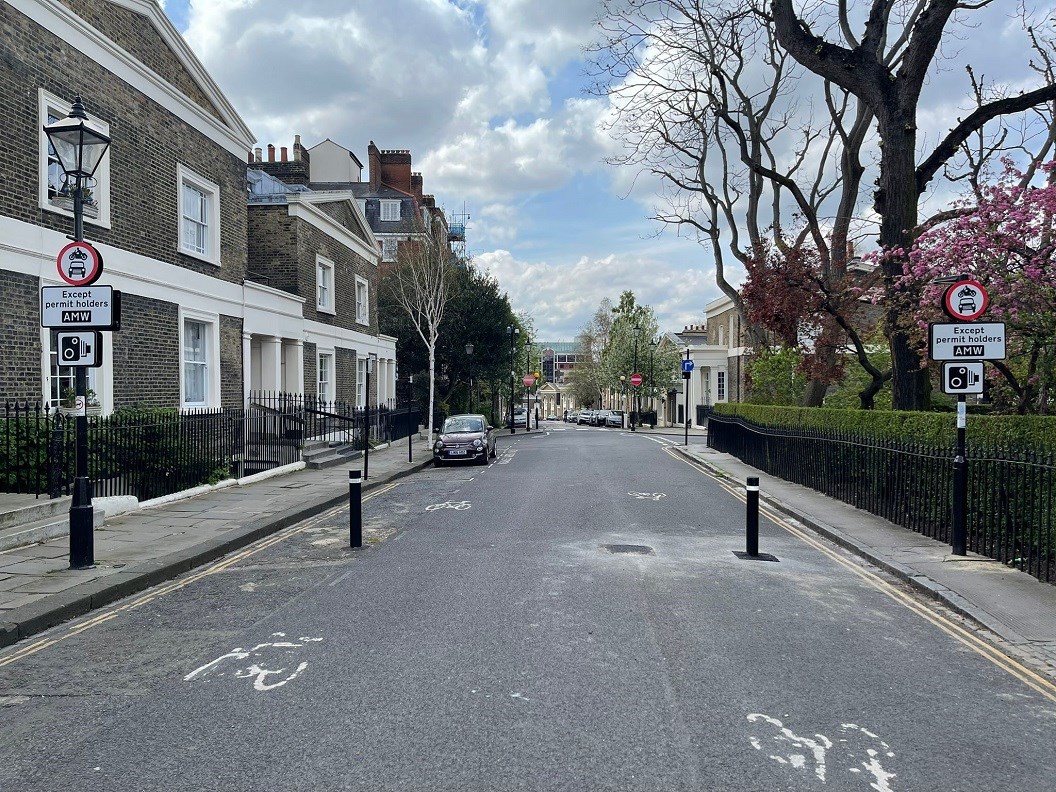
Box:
[601,544,654,555]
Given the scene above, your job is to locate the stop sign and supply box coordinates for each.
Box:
[523,375,535,387]
[630,373,643,387]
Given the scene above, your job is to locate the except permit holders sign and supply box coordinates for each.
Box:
[40,286,121,330]
[929,322,1005,361]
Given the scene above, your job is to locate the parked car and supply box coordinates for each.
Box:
[434,414,496,466]
[545,414,558,421]
[577,410,592,425]
[508,409,528,428]
[606,410,624,428]
[567,411,579,423]
[593,410,612,426]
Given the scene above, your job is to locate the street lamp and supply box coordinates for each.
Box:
[648,337,659,428]
[524,341,532,432]
[619,375,627,428]
[631,324,642,431]
[465,342,474,413]
[43,96,111,570]
[507,326,519,433]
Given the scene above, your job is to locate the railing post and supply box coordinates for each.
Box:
[349,469,362,548]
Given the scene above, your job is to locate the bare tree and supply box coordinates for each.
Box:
[770,0,1056,410]
[381,219,457,438]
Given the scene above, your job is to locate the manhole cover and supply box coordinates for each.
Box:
[601,544,654,555]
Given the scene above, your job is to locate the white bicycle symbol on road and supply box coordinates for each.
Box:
[629,492,666,501]
[426,501,472,511]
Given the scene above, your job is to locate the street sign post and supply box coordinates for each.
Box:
[630,373,643,387]
[928,322,1005,361]
[40,285,120,329]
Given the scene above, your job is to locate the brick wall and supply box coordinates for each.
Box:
[0,4,248,281]
[336,347,356,403]
[111,294,179,407]
[0,274,43,401]
[220,315,244,408]
[303,343,317,396]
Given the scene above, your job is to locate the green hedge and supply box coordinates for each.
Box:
[712,403,1056,451]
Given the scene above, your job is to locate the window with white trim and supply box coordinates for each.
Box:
[317,257,335,314]
[183,320,209,407]
[381,238,397,262]
[356,357,367,407]
[39,90,111,227]
[380,200,401,222]
[178,164,221,265]
[717,371,726,402]
[318,353,333,402]
[355,276,369,325]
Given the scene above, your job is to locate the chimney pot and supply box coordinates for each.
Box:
[267,144,275,163]
[281,147,288,162]
[254,147,262,163]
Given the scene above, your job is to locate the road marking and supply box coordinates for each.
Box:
[628,492,666,500]
[0,485,399,668]
[185,633,323,692]
[665,446,1056,704]
[425,500,471,511]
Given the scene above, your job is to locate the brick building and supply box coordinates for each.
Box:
[0,0,395,411]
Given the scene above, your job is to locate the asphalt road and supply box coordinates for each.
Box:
[0,422,1053,791]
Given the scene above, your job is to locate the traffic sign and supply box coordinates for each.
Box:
[942,362,984,395]
[56,331,102,367]
[942,278,988,321]
[629,373,644,387]
[929,322,1005,361]
[56,241,103,286]
[522,375,535,387]
[681,359,695,374]
[41,286,121,329]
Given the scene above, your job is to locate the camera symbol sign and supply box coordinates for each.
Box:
[56,331,102,367]
[942,362,984,395]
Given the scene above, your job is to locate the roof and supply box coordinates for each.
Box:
[537,342,581,354]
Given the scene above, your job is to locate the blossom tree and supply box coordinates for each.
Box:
[899,161,1056,414]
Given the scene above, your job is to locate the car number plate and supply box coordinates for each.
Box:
[449,449,467,456]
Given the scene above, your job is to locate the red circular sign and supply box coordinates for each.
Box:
[57,241,103,286]
[630,373,644,387]
[942,279,988,321]
[522,375,535,387]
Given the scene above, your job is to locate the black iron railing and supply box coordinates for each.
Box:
[1,401,69,498]
[707,413,1056,584]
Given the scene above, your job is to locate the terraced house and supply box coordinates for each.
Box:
[0,0,396,413]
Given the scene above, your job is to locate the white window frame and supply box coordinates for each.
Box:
[177,164,221,266]
[179,308,221,409]
[355,276,369,326]
[356,357,367,407]
[380,200,401,222]
[318,352,334,402]
[39,90,112,229]
[717,370,727,402]
[316,256,335,314]
[381,238,397,262]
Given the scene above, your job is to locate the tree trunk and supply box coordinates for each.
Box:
[427,345,436,438]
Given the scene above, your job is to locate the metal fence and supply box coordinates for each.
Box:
[2,396,420,503]
[707,413,1056,585]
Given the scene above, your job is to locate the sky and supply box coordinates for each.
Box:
[158,0,1052,342]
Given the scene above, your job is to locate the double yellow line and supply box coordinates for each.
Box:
[666,447,1056,704]
[0,483,400,668]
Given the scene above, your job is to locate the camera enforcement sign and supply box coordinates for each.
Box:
[942,362,984,395]
[928,322,1005,361]
[56,331,102,367]
[40,286,121,330]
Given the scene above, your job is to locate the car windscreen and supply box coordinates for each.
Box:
[443,418,483,433]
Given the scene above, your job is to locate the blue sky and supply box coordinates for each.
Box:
[159,0,1046,342]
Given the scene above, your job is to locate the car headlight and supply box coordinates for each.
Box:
[472,439,483,448]
[434,441,444,452]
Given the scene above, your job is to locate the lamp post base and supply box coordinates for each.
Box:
[69,481,94,568]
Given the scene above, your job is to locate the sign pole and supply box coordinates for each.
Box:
[68,179,93,569]
[952,396,968,555]
[684,349,691,447]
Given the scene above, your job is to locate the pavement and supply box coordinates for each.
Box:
[1,422,1055,683]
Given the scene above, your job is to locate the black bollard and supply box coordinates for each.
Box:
[349,469,362,548]
[746,476,759,557]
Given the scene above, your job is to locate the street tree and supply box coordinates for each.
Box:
[379,219,456,438]
[770,0,1056,410]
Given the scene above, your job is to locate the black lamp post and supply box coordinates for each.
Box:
[648,337,659,428]
[619,375,627,427]
[507,325,519,433]
[631,324,642,431]
[525,341,532,432]
[465,342,474,413]
[43,96,111,570]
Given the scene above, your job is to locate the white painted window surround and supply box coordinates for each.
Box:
[380,200,401,221]
[317,256,335,314]
[179,308,221,409]
[318,352,333,402]
[356,357,367,407]
[177,164,221,265]
[355,276,369,325]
